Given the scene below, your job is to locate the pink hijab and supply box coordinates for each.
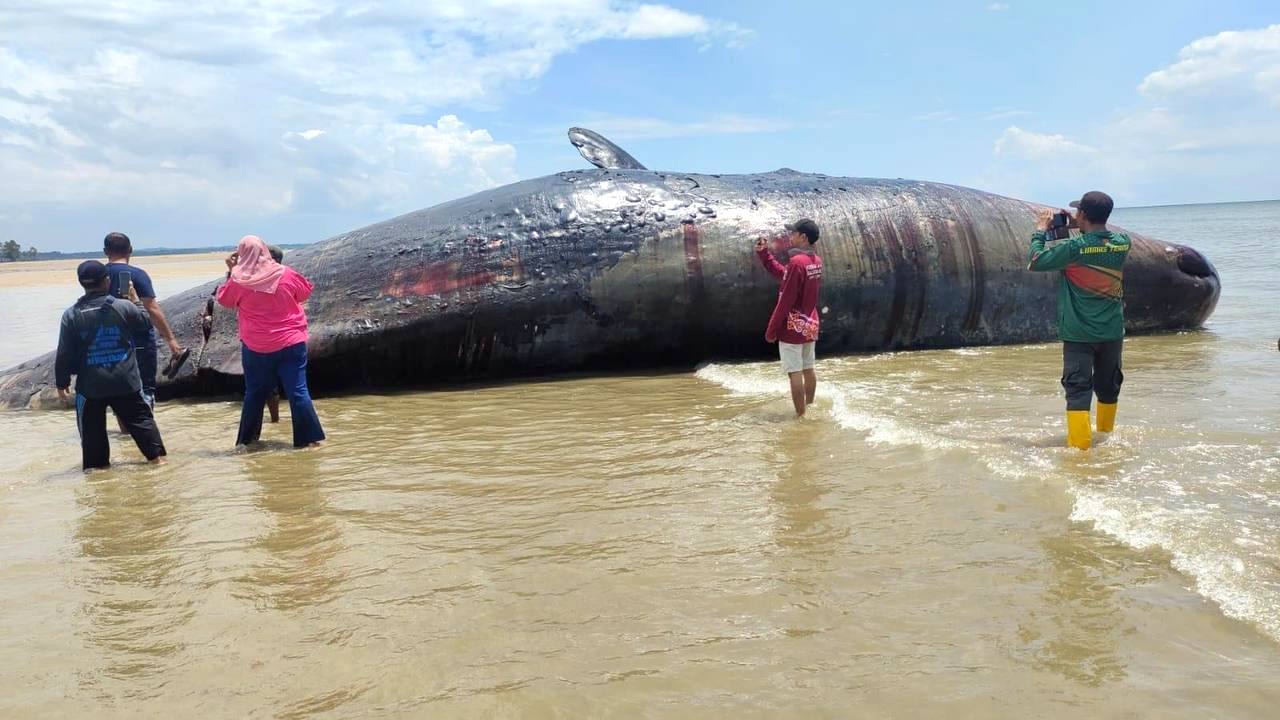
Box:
[230,235,286,293]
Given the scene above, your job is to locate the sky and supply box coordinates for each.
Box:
[1,1,1278,252]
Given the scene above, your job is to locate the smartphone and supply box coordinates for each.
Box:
[1047,212,1072,240]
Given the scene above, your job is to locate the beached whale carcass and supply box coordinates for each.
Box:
[0,128,1220,408]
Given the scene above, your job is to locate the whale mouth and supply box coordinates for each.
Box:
[1175,246,1216,279]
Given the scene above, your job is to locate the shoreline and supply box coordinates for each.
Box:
[0,252,227,289]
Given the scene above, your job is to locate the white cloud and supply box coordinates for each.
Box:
[980,25,1280,205]
[288,129,327,142]
[91,49,143,88]
[994,126,1097,159]
[1138,24,1280,104]
[0,1,746,247]
[620,4,710,37]
[615,3,752,47]
[0,48,74,100]
[0,96,86,148]
[987,3,1010,11]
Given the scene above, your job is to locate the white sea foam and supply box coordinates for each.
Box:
[697,363,963,451]
[698,355,1280,644]
[694,363,789,397]
[1071,489,1280,643]
[827,384,964,450]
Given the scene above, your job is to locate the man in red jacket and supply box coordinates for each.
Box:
[755,218,824,417]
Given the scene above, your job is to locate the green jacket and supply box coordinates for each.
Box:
[1027,229,1130,343]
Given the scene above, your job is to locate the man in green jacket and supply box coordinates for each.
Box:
[1027,191,1129,450]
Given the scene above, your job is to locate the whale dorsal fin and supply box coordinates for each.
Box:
[568,127,647,170]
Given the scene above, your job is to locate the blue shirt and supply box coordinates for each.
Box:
[106,262,157,301]
[106,262,157,346]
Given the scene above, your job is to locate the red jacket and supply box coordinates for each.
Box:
[758,247,823,344]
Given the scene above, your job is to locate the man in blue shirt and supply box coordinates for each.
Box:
[56,261,168,470]
[103,232,190,406]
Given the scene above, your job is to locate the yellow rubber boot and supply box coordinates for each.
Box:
[1096,402,1117,433]
[1066,411,1091,450]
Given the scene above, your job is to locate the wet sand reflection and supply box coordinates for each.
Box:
[1017,528,1137,686]
[231,449,346,611]
[74,466,194,693]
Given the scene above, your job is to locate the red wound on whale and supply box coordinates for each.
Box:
[682,220,706,303]
[383,262,496,298]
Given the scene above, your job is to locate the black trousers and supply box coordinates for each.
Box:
[1061,340,1124,412]
[76,392,167,470]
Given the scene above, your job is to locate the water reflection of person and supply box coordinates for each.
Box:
[74,468,189,684]
[235,450,345,611]
[769,432,843,587]
[1019,529,1129,686]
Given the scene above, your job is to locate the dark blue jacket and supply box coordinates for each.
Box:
[55,292,152,398]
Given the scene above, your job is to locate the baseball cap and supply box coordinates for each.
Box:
[77,260,108,287]
[1069,191,1114,223]
[785,218,820,243]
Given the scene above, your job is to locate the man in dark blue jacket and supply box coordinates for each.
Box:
[55,261,168,470]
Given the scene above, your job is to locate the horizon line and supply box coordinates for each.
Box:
[1120,197,1279,210]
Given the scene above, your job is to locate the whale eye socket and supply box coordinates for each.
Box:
[1175,247,1214,278]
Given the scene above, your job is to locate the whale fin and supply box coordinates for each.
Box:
[568,127,647,170]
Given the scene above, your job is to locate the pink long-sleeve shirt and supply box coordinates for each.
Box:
[215,267,314,353]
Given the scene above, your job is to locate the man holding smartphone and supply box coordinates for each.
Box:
[103,232,190,407]
[1027,191,1130,450]
[755,219,823,418]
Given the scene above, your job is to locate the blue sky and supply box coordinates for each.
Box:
[1,1,1278,251]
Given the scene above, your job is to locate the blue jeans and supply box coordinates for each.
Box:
[237,342,325,448]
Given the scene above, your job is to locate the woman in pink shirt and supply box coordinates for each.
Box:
[217,235,325,448]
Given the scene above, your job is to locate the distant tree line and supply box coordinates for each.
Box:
[2,240,312,262]
[1,240,39,262]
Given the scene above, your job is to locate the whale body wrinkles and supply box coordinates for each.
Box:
[0,130,1220,408]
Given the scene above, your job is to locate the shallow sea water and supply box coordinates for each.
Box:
[0,204,1277,717]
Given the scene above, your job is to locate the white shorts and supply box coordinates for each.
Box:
[779,341,816,374]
